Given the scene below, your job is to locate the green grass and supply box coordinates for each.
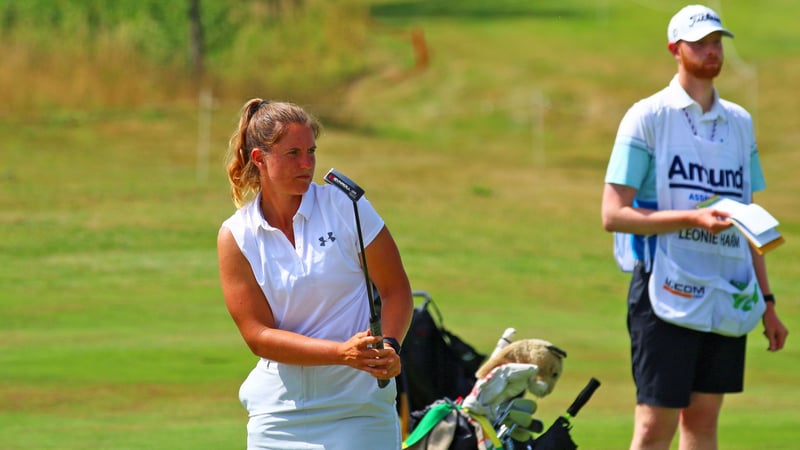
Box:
[2,1,800,448]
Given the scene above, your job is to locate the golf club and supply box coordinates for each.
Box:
[496,397,539,445]
[494,397,537,429]
[324,168,389,389]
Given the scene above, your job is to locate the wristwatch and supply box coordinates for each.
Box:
[383,337,402,355]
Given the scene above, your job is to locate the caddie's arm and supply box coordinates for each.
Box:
[602,183,733,235]
[751,245,788,352]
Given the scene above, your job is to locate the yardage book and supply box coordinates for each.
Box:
[696,196,785,254]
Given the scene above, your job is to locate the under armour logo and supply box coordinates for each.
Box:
[319,232,336,246]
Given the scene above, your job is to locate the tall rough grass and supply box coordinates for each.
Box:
[0,0,375,118]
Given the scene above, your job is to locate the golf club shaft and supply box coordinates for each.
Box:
[353,200,389,389]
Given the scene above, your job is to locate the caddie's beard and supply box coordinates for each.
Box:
[682,53,723,79]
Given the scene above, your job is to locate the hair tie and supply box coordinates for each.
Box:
[248,99,270,118]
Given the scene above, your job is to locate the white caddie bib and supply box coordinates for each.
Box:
[647,109,765,337]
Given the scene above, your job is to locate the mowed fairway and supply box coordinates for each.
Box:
[2,1,799,448]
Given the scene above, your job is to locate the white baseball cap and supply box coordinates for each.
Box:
[667,4,734,44]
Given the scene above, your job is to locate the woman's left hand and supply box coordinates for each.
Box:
[373,340,402,380]
[339,331,402,379]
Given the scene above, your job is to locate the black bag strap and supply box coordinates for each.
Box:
[412,290,478,353]
[413,290,444,331]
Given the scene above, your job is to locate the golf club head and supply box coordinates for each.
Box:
[508,398,537,416]
[501,417,544,445]
[499,416,541,444]
[527,418,544,434]
[509,426,534,443]
[502,399,537,431]
[324,168,364,201]
[504,409,534,428]
[495,397,537,429]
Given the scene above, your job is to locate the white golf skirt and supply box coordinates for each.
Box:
[239,358,400,449]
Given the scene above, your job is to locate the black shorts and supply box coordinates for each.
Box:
[627,263,747,408]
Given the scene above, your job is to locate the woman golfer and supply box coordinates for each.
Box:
[217,99,413,449]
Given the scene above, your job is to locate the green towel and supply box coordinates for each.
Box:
[402,403,455,448]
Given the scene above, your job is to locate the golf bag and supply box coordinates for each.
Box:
[400,308,601,450]
[404,378,600,450]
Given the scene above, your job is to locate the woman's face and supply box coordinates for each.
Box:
[260,122,316,196]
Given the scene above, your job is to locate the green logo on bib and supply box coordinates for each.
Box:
[731,281,758,312]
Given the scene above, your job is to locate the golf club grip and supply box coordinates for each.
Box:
[566,377,601,417]
[370,319,389,389]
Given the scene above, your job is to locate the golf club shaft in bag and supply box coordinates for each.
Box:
[325,168,389,389]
